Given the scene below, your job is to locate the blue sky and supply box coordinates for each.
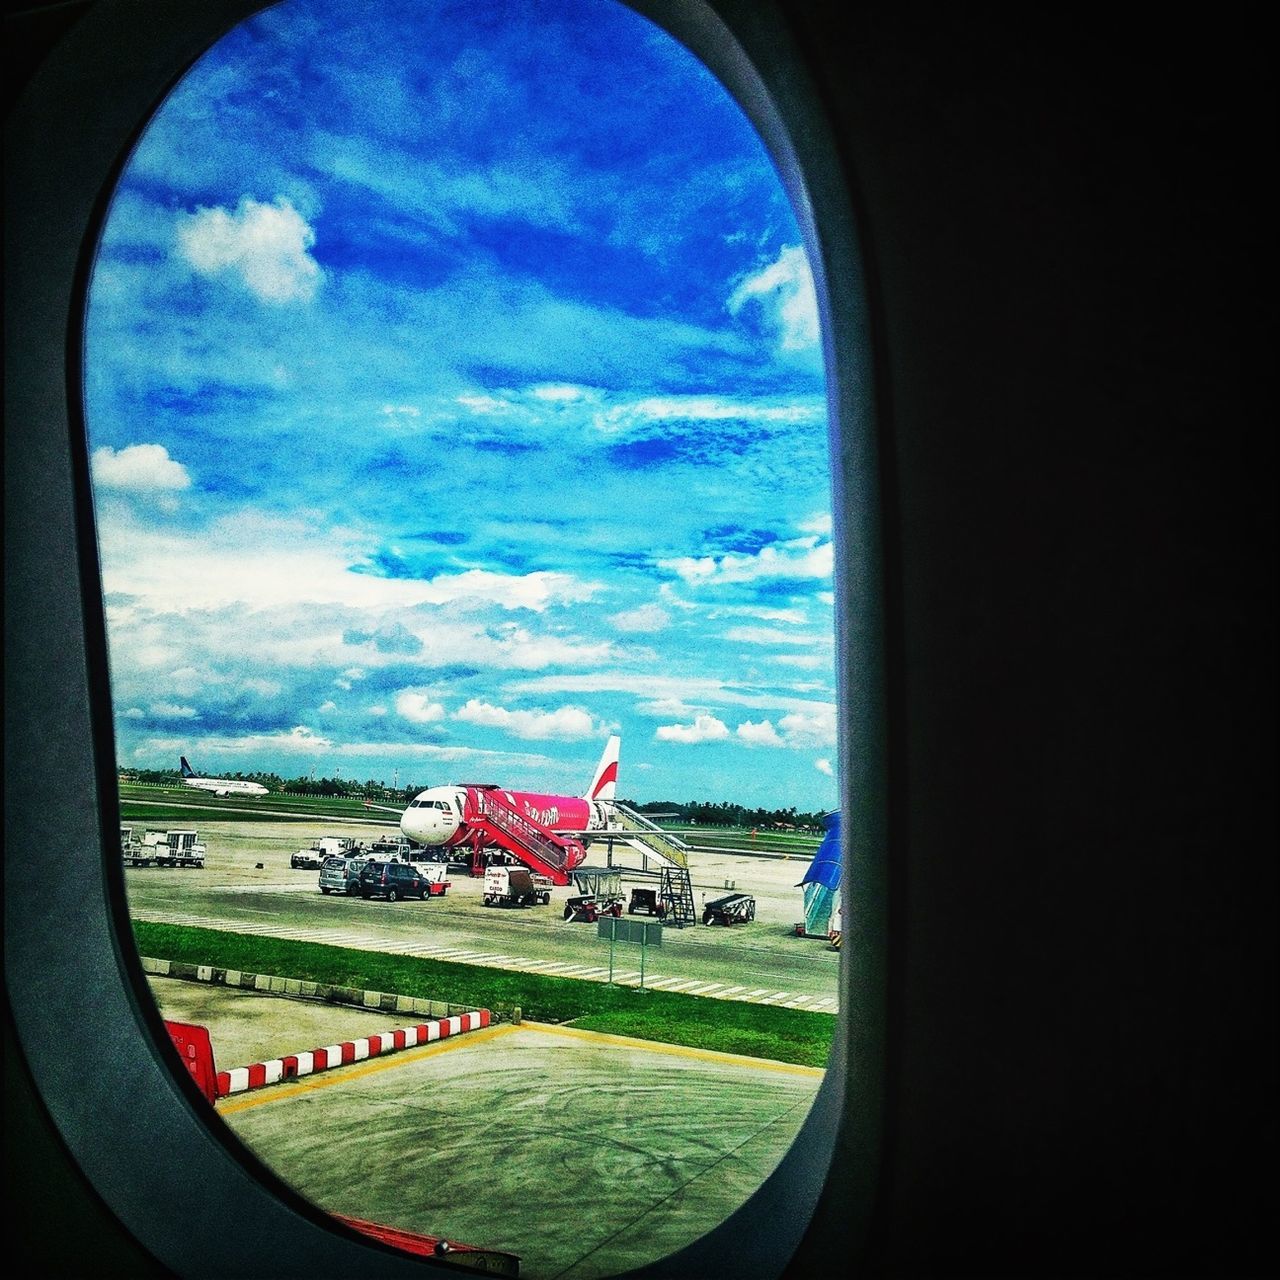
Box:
[85,0,838,810]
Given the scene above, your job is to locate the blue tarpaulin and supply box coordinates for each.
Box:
[798,811,840,935]
[798,810,840,890]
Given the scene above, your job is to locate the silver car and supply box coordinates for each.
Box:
[318,855,368,895]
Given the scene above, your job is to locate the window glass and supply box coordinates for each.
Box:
[85,0,840,1272]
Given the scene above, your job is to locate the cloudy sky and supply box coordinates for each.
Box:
[84,0,838,810]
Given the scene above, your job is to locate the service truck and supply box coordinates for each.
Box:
[140,828,207,868]
[292,835,358,869]
[481,865,551,908]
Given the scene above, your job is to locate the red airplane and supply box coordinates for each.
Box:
[396,736,620,884]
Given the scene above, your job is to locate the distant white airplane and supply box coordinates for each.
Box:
[179,756,269,798]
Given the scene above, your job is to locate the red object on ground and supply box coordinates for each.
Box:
[331,1214,520,1275]
[164,1021,218,1104]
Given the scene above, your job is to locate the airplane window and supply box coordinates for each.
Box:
[23,0,868,1274]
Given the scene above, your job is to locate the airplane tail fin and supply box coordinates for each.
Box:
[585,735,620,802]
[180,756,195,778]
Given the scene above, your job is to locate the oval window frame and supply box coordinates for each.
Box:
[3,1,886,1274]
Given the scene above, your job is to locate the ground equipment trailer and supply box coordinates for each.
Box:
[563,894,623,923]
[702,892,756,926]
[563,865,625,922]
[132,828,207,868]
[121,826,154,866]
[482,865,552,907]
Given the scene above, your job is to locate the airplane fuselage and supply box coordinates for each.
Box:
[400,784,609,848]
[182,777,269,797]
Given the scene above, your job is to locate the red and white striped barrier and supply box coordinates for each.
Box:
[215,1010,490,1097]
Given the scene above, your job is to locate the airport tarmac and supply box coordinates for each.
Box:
[124,820,842,1011]
[149,976,824,1279]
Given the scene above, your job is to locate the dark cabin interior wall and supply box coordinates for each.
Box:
[5,3,1273,1276]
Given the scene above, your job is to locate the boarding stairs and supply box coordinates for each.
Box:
[604,805,697,927]
[609,803,691,869]
[463,788,585,886]
[658,864,698,928]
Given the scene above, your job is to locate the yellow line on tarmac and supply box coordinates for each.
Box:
[215,1023,518,1114]
[522,1020,826,1078]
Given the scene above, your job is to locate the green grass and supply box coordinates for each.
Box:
[134,921,835,1069]
[118,784,396,826]
[671,826,821,857]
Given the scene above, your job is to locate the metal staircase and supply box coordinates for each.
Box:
[463,789,585,886]
[658,864,698,928]
[610,803,691,869]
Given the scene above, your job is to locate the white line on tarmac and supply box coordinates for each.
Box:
[131,909,839,1011]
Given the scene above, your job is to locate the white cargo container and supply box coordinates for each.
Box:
[482,865,551,907]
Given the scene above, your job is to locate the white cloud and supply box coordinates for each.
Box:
[637,696,700,719]
[132,725,332,763]
[724,626,821,646]
[456,393,511,415]
[592,393,819,434]
[176,196,321,304]
[727,244,819,352]
[530,383,592,402]
[815,758,834,776]
[123,707,145,719]
[778,708,838,747]
[660,537,833,586]
[512,672,837,723]
[656,714,730,743]
[395,690,446,724]
[92,444,191,493]
[454,699,604,741]
[150,701,198,718]
[737,719,784,746]
[241,677,281,696]
[380,404,420,417]
[318,700,338,712]
[609,603,671,633]
[94,508,603,615]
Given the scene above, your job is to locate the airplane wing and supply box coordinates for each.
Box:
[362,799,403,815]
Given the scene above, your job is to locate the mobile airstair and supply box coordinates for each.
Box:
[462,787,585,886]
[607,805,697,927]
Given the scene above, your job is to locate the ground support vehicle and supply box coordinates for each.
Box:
[318,854,370,895]
[564,866,625,922]
[482,865,551,908]
[136,829,206,868]
[417,862,453,896]
[294,835,358,869]
[368,834,415,859]
[121,826,154,866]
[358,860,429,901]
[564,894,623,923]
[627,887,668,919]
[701,892,756,926]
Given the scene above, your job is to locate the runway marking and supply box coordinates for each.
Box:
[522,1021,825,1077]
[131,908,839,1011]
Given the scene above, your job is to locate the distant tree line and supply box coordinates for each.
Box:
[120,769,829,826]
[623,798,831,832]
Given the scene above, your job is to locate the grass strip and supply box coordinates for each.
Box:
[134,921,834,1069]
